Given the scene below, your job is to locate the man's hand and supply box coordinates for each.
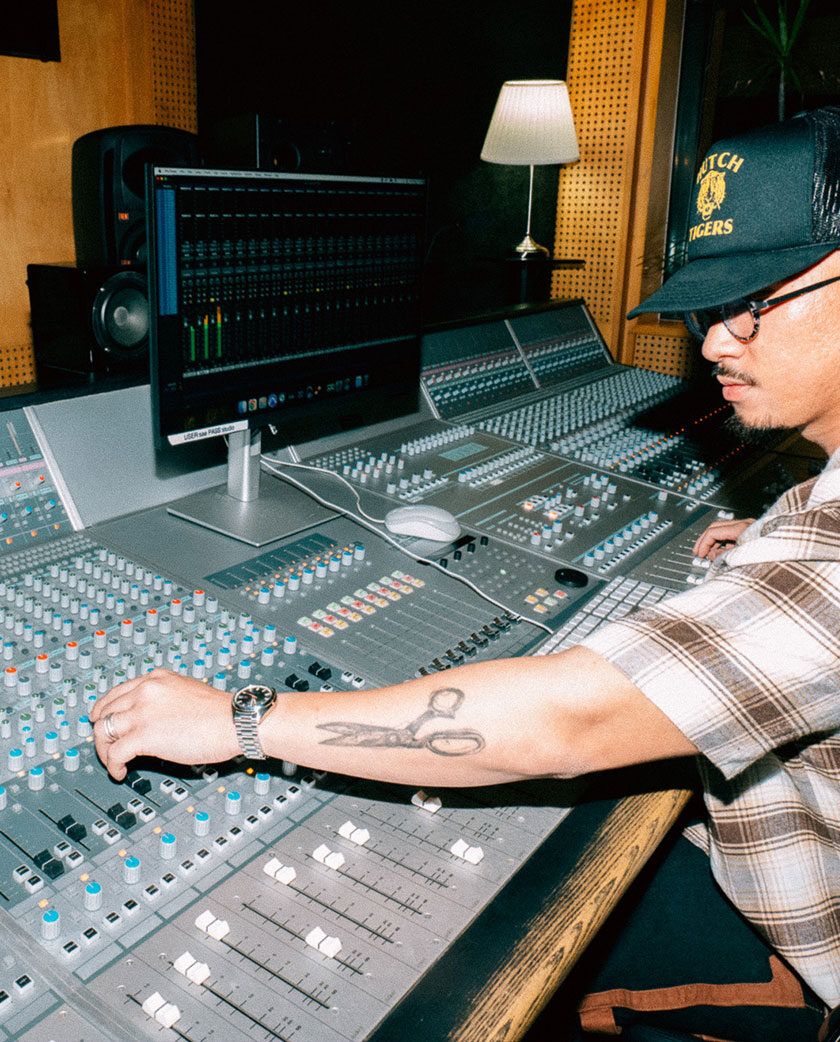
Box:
[693,517,755,561]
[90,669,239,781]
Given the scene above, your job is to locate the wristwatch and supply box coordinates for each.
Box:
[231,683,278,759]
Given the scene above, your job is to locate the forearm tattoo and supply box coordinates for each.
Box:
[317,687,485,757]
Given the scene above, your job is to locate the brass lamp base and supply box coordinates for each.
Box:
[514,233,549,256]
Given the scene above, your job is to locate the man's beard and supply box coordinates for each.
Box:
[722,410,789,445]
[711,364,790,445]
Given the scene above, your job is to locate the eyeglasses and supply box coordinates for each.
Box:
[684,273,840,343]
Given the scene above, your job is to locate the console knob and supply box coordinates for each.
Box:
[123,856,141,884]
[84,881,103,910]
[40,908,60,940]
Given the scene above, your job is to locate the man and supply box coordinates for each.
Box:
[92,109,840,1040]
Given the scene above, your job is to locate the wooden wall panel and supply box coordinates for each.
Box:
[0,0,196,387]
[633,328,705,379]
[619,0,701,377]
[549,0,696,382]
[551,0,659,356]
[150,0,198,133]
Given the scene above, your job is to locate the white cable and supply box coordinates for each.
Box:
[259,455,554,637]
[265,455,388,524]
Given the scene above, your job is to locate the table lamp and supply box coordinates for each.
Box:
[481,79,579,255]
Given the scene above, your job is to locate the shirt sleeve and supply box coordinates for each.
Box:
[579,558,840,780]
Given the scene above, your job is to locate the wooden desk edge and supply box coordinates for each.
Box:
[451,786,694,1042]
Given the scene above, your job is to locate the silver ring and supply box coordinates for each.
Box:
[102,712,119,743]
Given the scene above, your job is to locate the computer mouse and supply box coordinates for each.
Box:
[384,505,461,542]
[554,566,589,588]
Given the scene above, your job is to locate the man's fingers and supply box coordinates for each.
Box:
[90,674,144,722]
[93,705,132,778]
[100,736,133,781]
[692,518,755,558]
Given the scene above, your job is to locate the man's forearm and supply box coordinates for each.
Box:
[91,646,695,785]
[262,646,694,786]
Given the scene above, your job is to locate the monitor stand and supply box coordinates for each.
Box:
[166,428,336,547]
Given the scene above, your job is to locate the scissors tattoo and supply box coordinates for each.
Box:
[318,687,485,757]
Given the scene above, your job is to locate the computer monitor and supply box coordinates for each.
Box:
[146,165,427,545]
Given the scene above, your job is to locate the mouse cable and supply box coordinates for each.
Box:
[263,453,389,525]
[259,455,554,638]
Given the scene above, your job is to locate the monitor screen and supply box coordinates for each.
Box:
[145,165,427,545]
[146,165,427,448]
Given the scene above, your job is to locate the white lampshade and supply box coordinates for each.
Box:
[481,80,579,166]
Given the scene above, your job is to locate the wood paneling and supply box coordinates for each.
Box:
[0,0,195,386]
[549,0,697,380]
[552,0,663,356]
[150,0,197,133]
[633,324,706,379]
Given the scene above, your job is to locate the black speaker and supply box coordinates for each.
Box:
[27,263,150,380]
[71,124,200,268]
[207,114,352,173]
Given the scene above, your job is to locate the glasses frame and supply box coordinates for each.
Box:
[684,273,840,343]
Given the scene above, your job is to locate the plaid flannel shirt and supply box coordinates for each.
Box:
[580,448,840,1006]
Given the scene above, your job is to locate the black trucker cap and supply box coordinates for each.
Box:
[629,107,840,317]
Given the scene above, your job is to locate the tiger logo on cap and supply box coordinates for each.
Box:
[696,169,726,221]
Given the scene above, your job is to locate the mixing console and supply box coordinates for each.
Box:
[0,411,74,550]
[303,419,723,595]
[420,301,611,420]
[0,299,810,1040]
[419,303,786,505]
[200,520,549,684]
[0,526,572,1042]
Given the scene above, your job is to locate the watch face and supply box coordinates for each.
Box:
[234,684,274,710]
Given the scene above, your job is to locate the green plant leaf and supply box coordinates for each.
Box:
[788,0,813,47]
[745,3,782,47]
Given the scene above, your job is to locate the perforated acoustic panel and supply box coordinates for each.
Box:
[552,0,650,358]
[150,0,198,133]
[0,351,38,390]
[633,330,706,380]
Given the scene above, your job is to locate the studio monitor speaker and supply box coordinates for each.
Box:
[71,124,200,269]
[208,114,352,173]
[27,263,150,380]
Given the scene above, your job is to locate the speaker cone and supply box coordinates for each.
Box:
[91,270,149,355]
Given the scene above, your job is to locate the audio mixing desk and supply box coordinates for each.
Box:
[0,301,816,1041]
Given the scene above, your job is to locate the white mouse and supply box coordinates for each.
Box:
[384,505,461,542]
